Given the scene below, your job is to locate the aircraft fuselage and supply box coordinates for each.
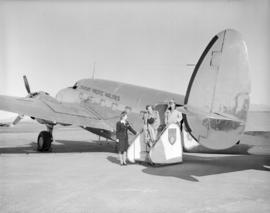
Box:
[56,78,185,133]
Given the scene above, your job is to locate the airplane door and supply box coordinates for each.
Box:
[154,103,168,133]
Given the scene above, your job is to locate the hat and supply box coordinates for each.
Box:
[169,99,175,104]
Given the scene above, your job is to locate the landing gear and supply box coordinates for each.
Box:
[37,131,52,152]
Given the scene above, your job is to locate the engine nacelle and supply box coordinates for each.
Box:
[56,88,84,103]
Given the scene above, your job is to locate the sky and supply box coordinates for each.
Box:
[0,0,269,119]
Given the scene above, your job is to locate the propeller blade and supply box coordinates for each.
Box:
[23,75,31,94]
[12,115,24,126]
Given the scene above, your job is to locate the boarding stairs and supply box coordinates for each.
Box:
[127,123,183,165]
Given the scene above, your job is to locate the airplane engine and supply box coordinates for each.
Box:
[56,88,83,103]
[182,29,251,150]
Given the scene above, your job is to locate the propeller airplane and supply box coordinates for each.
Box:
[0,29,269,156]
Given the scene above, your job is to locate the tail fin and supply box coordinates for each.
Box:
[182,29,251,150]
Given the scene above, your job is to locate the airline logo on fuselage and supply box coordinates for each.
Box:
[79,85,120,102]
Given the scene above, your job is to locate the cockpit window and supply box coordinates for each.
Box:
[72,82,78,89]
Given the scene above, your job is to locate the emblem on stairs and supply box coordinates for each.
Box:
[168,128,177,145]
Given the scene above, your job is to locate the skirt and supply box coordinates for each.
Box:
[118,138,129,152]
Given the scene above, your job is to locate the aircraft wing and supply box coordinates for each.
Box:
[0,94,114,131]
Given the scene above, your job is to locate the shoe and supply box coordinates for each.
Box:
[123,162,127,165]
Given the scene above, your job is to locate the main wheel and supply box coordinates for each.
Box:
[37,131,52,152]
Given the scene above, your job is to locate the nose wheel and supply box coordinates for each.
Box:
[37,131,52,152]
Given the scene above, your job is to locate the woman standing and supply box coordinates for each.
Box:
[143,105,160,146]
[116,111,137,165]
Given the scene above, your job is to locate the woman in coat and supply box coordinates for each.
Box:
[116,111,137,165]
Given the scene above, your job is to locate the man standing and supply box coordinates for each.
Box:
[165,99,182,125]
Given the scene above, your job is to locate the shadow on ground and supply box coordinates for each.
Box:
[141,154,270,182]
[107,156,121,165]
[1,140,270,183]
[0,139,118,154]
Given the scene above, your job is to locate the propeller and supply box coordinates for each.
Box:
[23,75,31,94]
[8,75,50,127]
[11,115,24,126]
[9,75,34,127]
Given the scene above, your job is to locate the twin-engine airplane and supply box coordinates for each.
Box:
[0,29,269,153]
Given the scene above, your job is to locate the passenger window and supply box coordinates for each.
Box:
[111,102,118,111]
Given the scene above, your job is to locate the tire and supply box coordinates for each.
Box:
[37,131,52,152]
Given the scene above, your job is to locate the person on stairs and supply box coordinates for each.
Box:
[143,105,160,147]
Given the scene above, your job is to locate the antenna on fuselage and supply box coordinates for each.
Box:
[92,61,96,79]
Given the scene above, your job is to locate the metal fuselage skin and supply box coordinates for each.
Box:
[56,78,184,134]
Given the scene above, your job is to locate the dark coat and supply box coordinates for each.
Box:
[116,121,137,152]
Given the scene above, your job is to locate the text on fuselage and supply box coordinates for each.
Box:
[79,85,120,102]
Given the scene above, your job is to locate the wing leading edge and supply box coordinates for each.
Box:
[0,94,113,131]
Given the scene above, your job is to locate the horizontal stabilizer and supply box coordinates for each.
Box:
[177,105,244,123]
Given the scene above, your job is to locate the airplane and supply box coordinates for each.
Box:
[0,29,269,155]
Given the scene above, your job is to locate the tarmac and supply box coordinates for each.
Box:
[0,121,270,213]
